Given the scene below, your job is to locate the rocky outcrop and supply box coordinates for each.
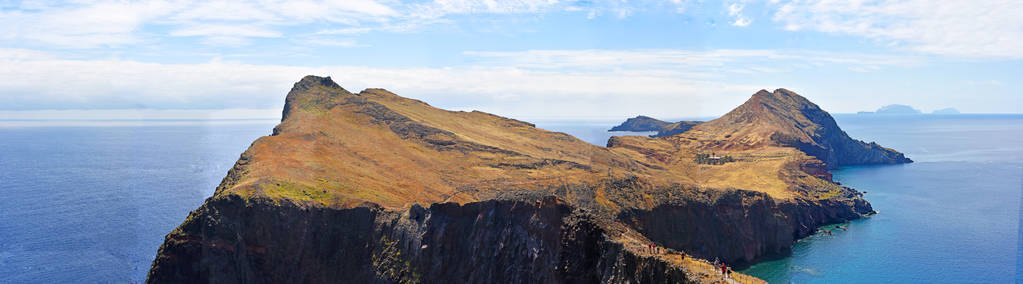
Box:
[148,195,695,283]
[609,116,672,132]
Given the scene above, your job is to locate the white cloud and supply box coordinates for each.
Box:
[1,0,714,48]
[0,109,281,121]
[169,1,279,22]
[409,0,560,18]
[170,24,282,38]
[728,3,752,27]
[315,27,374,35]
[464,49,918,71]
[0,47,932,119]
[273,0,398,19]
[731,17,751,27]
[773,0,1023,58]
[0,1,176,48]
[0,0,401,48]
[296,37,363,47]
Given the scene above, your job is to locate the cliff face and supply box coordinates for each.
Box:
[149,76,894,283]
[148,196,694,283]
[618,190,871,267]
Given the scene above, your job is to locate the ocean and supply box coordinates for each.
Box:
[0,115,1020,283]
[740,114,1023,283]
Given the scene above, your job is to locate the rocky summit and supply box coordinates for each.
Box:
[148,76,909,283]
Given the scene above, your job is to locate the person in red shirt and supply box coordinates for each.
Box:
[720,262,728,277]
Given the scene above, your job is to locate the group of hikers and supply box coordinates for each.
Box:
[647,242,734,279]
[647,242,661,254]
[713,258,733,279]
[646,242,683,260]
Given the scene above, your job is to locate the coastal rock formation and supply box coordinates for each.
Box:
[149,76,903,283]
[608,115,672,132]
[608,116,702,138]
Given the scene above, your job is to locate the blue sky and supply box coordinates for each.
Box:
[1,0,1021,120]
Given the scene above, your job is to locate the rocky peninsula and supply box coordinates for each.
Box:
[609,116,703,138]
[148,76,910,283]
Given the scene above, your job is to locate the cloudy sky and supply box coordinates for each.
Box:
[1,0,1021,120]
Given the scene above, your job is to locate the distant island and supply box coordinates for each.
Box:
[876,104,922,114]
[858,104,960,115]
[608,115,671,131]
[609,116,703,137]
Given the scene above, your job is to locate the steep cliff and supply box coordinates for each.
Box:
[149,76,893,283]
[148,196,696,283]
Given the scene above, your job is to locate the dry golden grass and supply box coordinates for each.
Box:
[218,78,845,209]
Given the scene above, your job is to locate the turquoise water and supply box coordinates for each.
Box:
[0,115,1020,282]
[740,115,1023,283]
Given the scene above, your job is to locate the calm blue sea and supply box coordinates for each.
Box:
[0,115,1020,283]
[0,120,278,283]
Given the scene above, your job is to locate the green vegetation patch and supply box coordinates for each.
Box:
[259,179,335,206]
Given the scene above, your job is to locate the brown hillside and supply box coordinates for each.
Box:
[215,77,883,209]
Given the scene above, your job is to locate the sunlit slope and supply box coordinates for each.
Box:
[212,76,898,209]
[214,76,642,208]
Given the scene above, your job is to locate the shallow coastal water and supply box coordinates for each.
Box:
[0,115,1020,282]
[741,115,1023,283]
